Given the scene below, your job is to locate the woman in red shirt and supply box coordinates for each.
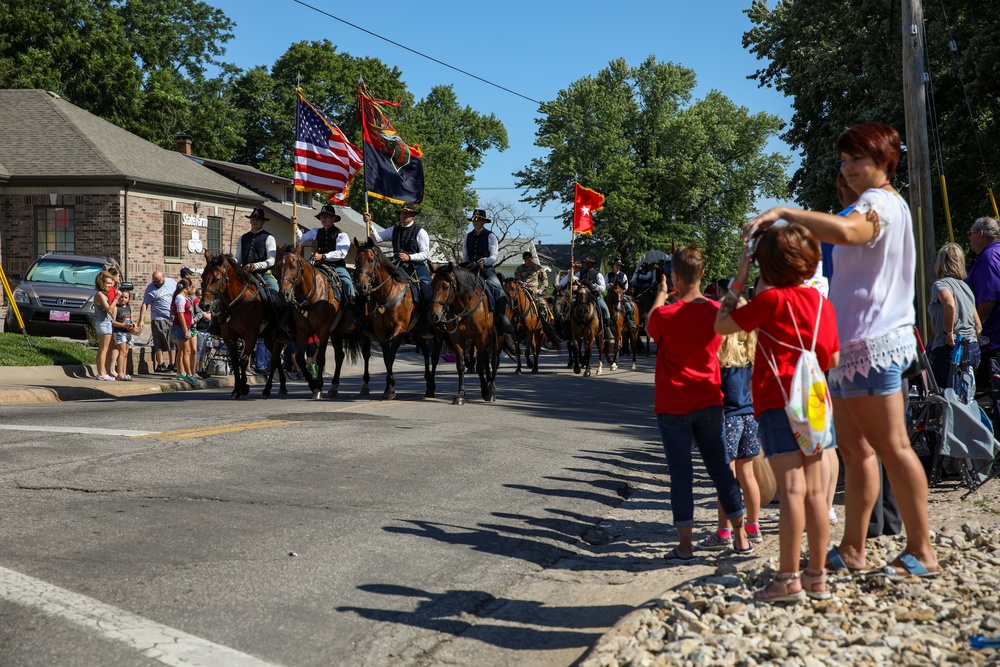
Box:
[716,223,840,603]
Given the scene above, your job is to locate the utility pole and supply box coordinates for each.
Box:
[902,0,934,337]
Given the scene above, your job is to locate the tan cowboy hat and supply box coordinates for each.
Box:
[400,202,421,215]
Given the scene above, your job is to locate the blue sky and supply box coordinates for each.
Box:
[205,0,794,242]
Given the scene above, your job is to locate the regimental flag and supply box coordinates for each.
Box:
[573,183,605,236]
[356,80,424,205]
[294,90,363,194]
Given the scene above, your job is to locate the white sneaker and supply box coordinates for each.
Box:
[828,507,838,525]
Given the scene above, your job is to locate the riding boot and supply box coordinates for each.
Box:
[341,307,356,330]
[601,311,613,341]
[495,295,515,334]
[623,307,637,332]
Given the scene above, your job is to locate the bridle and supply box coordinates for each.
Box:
[279,253,334,313]
[201,259,257,321]
[431,273,486,334]
[355,248,407,312]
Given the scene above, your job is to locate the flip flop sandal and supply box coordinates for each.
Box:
[800,547,863,574]
[865,551,941,580]
[663,548,699,565]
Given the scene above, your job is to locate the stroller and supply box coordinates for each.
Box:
[906,328,999,498]
[200,333,232,377]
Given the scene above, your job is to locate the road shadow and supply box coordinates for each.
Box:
[336,583,632,650]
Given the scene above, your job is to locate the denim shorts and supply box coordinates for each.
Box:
[757,408,838,458]
[95,318,113,336]
[113,331,132,345]
[171,324,189,341]
[828,361,904,399]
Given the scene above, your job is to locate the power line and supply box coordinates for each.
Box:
[289,0,543,106]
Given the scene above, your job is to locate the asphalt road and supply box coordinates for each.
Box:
[0,347,668,667]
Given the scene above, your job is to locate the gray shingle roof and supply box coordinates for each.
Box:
[0,89,241,197]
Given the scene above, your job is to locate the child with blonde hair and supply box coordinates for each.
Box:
[698,296,765,550]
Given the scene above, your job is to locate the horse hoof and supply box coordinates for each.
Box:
[531,367,539,374]
[326,388,338,398]
[515,368,522,375]
[360,386,370,395]
[382,389,396,400]
[261,390,271,398]
[311,390,322,400]
[238,386,250,397]
[610,363,618,371]
[452,396,466,406]
[584,369,591,377]
[574,367,581,375]
[630,363,637,371]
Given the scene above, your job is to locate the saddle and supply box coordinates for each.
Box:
[313,262,344,304]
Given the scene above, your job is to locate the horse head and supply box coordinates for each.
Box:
[606,282,625,307]
[353,238,378,298]
[199,252,230,309]
[427,262,456,325]
[277,245,306,304]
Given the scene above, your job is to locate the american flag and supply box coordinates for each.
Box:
[294,92,363,194]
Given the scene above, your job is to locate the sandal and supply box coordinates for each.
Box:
[753,572,805,604]
[799,546,863,574]
[801,567,832,600]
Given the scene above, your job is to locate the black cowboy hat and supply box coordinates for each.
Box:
[468,209,490,223]
[315,204,341,222]
[612,259,622,265]
[582,255,596,263]
[400,202,421,215]
[246,207,269,221]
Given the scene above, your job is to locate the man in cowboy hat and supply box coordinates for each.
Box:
[462,208,514,334]
[364,202,432,303]
[606,259,637,332]
[235,207,279,294]
[557,254,614,340]
[294,204,355,305]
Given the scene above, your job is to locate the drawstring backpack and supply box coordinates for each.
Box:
[760,291,834,455]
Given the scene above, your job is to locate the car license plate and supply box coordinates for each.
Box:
[49,310,70,322]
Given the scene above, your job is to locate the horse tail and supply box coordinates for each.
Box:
[340,329,365,364]
[541,316,562,351]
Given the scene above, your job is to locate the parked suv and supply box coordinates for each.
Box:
[5,252,131,339]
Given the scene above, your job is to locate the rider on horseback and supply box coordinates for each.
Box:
[462,209,515,334]
[364,202,433,332]
[557,255,614,341]
[606,259,638,332]
[514,251,559,346]
[294,204,356,306]
[236,208,280,295]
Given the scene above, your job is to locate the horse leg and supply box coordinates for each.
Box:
[237,340,253,397]
[452,337,467,406]
[382,336,403,401]
[359,335,371,396]
[426,336,439,398]
[514,336,523,374]
[311,339,327,400]
[572,336,582,375]
[327,338,345,398]
[530,332,541,374]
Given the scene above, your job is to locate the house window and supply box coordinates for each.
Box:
[164,211,181,258]
[207,216,222,255]
[35,207,75,254]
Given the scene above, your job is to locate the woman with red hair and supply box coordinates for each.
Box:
[744,122,939,581]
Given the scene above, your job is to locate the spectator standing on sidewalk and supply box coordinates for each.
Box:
[646,245,750,565]
[138,270,177,373]
[93,271,118,381]
[170,279,201,387]
[110,290,137,381]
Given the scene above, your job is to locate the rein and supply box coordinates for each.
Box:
[281,256,334,313]
[203,260,259,323]
[432,276,487,334]
[356,250,408,313]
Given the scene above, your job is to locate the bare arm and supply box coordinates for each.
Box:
[977,300,996,325]
[647,275,670,321]
[746,205,880,246]
[938,288,958,347]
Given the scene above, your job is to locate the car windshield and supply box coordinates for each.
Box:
[25,259,103,287]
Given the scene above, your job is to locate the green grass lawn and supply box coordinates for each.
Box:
[0,332,96,366]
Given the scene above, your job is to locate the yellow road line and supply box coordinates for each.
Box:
[138,420,300,442]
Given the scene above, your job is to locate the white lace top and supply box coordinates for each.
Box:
[828,188,917,382]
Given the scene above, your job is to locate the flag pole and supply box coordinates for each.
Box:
[358,75,372,240]
[293,79,301,232]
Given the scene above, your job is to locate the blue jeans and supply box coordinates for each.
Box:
[333,265,355,300]
[410,262,431,301]
[656,407,746,527]
[254,338,270,371]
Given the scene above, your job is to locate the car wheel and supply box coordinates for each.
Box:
[4,311,22,334]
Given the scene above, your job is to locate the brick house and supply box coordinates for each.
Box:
[0,90,296,300]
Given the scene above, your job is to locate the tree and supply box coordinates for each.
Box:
[230,40,508,238]
[0,0,240,157]
[744,0,1000,243]
[515,56,788,279]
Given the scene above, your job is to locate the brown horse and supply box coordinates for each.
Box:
[570,282,603,377]
[551,286,578,370]
[276,246,368,400]
[606,282,640,371]
[353,238,440,400]
[199,252,287,399]
[427,263,499,405]
[503,278,547,374]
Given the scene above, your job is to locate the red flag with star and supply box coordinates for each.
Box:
[573,183,604,236]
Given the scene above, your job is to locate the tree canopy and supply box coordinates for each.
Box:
[514,56,788,278]
[744,0,1000,243]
